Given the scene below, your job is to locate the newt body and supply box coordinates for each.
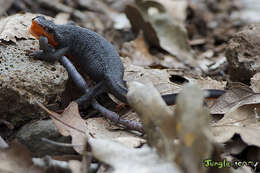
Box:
[30,16,225,105]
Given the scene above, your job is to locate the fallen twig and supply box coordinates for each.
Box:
[41,137,82,147]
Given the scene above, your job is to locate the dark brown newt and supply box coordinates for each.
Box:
[29,16,225,106]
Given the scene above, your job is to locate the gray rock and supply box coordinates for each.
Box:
[226,24,260,84]
[0,14,68,125]
[16,120,75,157]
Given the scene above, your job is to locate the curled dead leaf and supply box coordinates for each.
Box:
[125,0,195,66]
[210,84,260,115]
[211,104,260,147]
[38,102,87,154]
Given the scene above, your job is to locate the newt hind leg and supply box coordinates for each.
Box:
[60,56,107,108]
[75,81,107,107]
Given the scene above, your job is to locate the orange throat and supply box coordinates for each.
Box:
[30,20,58,47]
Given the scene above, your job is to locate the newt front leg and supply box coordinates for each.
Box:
[32,36,107,108]
[30,36,69,62]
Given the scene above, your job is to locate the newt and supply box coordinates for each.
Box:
[29,16,225,106]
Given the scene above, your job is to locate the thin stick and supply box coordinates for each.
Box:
[41,137,83,147]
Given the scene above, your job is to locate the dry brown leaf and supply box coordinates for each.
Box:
[121,33,186,69]
[39,102,144,154]
[0,13,50,43]
[188,76,226,90]
[122,33,158,67]
[210,84,260,114]
[86,118,145,148]
[145,2,192,64]
[125,1,195,67]
[112,57,225,109]
[0,141,43,173]
[211,103,260,147]
[123,58,225,96]
[38,102,87,154]
[123,57,182,95]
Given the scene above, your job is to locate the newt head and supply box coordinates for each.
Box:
[30,16,59,47]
